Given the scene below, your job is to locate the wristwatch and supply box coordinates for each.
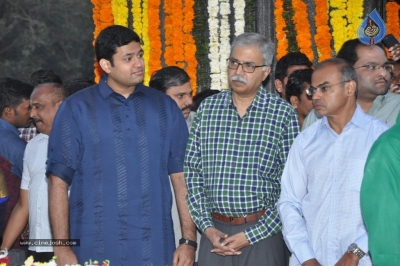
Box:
[179,238,198,250]
[347,243,365,259]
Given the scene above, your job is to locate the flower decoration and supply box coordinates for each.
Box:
[292,0,314,61]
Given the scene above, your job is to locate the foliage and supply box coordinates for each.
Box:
[0,0,94,82]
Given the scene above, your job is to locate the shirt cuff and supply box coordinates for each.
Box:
[199,218,214,234]
[294,241,316,264]
[355,233,369,255]
[46,162,75,185]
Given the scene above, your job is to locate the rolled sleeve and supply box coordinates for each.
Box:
[46,101,81,186]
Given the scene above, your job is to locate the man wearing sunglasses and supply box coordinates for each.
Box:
[278,58,389,266]
[302,39,400,129]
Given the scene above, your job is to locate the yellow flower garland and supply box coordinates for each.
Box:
[111,0,128,27]
[345,0,363,40]
[329,0,348,54]
[292,0,314,61]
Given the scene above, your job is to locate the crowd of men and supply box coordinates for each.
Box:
[0,24,399,266]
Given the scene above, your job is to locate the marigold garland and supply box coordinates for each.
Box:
[111,0,128,27]
[292,0,314,61]
[314,0,332,60]
[182,0,198,94]
[233,0,245,36]
[91,0,114,83]
[345,0,363,41]
[329,0,348,54]
[282,0,298,52]
[147,0,162,77]
[163,0,176,66]
[219,0,231,90]
[386,1,400,38]
[208,0,221,90]
[274,0,288,59]
[141,1,150,85]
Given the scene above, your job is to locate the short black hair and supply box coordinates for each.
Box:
[285,69,313,102]
[95,25,141,66]
[275,52,313,82]
[0,77,33,115]
[64,77,95,96]
[337,38,386,65]
[314,58,358,97]
[149,66,190,93]
[29,69,62,87]
[192,89,220,111]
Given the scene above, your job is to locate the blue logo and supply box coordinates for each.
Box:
[357,9,386,45]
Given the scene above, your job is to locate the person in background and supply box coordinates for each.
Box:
[185,32,299,266]
[192,90,220,112]
[278,58,388,266]
[149,66,195,129]
[274,52,313,100]
[303,39,400,129]
[389,60,400,94]
[1,83,67,262]
[47,25,195,266]
[19,68,63,142]
[63,77,95,96]
[285,69,314,127]
[0,78,33,266]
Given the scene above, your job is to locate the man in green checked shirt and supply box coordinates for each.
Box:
[184,32,300,265]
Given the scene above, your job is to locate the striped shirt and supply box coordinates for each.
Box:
[185,87,299,244]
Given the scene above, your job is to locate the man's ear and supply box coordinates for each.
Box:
[99,59,112,74]
[275,79,283,94]
[2,107,14,119]
[289,95,299,109]
[346,80,357,97]
[262,67,272,81]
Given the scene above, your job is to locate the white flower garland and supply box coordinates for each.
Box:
[208,0,221,90]
[219,0,231,90]
[233,0,245,35]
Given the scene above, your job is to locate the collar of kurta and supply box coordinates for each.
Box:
[98,75,146,99]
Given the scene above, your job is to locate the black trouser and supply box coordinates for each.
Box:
[26,250,54,262]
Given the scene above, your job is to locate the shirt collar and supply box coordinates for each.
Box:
[0,119,20,136]
[98,75,145,99]
[321,104,367,131]
[223,86,267,110]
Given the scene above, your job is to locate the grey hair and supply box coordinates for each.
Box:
[231,32,275,67]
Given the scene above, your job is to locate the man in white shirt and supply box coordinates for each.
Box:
[278,58,388,266]
[1,83,67,262]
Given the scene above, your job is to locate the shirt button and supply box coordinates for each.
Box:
[231,162,236,167]
[235,140,239,144]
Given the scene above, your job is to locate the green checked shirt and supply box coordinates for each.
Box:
[185,87,300,245]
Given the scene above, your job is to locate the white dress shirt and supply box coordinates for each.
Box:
[21,133,52,252]
[278,105,389,266]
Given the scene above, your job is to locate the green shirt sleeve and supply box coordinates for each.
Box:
[361,126,400,266]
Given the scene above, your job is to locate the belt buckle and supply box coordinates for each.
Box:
[229,217,235,225]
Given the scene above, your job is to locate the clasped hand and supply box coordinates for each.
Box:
[204,227,249,256]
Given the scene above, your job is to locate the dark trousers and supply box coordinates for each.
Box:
[198,218,290,266]
[0,201,7,244]
[26,250,54,263]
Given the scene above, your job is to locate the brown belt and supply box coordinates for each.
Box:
[211,210,266,225]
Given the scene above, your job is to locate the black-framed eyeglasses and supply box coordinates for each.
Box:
[226,58,266,73]
[306,80,351,96]
[354,63,393,73]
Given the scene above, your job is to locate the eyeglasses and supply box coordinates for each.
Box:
[226,58,266,73]
[354,63,393,73]
[306,80,351,96]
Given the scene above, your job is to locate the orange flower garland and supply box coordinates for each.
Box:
[274,0,288,59]
[386,1,400,38]
[314,0,332,60]
[91,0,114,83]
[147,0,162,77]
[292,0,314,61]
[182,0,198,94]
[163,0,175,66]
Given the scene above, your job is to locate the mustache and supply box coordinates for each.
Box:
[231,75,248,84]
[376,77,388,83]
[32,119,42,124]
[181,104,193,111]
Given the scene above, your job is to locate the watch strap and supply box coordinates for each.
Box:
[179,238,197,250]
[348,247,365,259]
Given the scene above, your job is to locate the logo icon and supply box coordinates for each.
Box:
[357,9,386,45]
